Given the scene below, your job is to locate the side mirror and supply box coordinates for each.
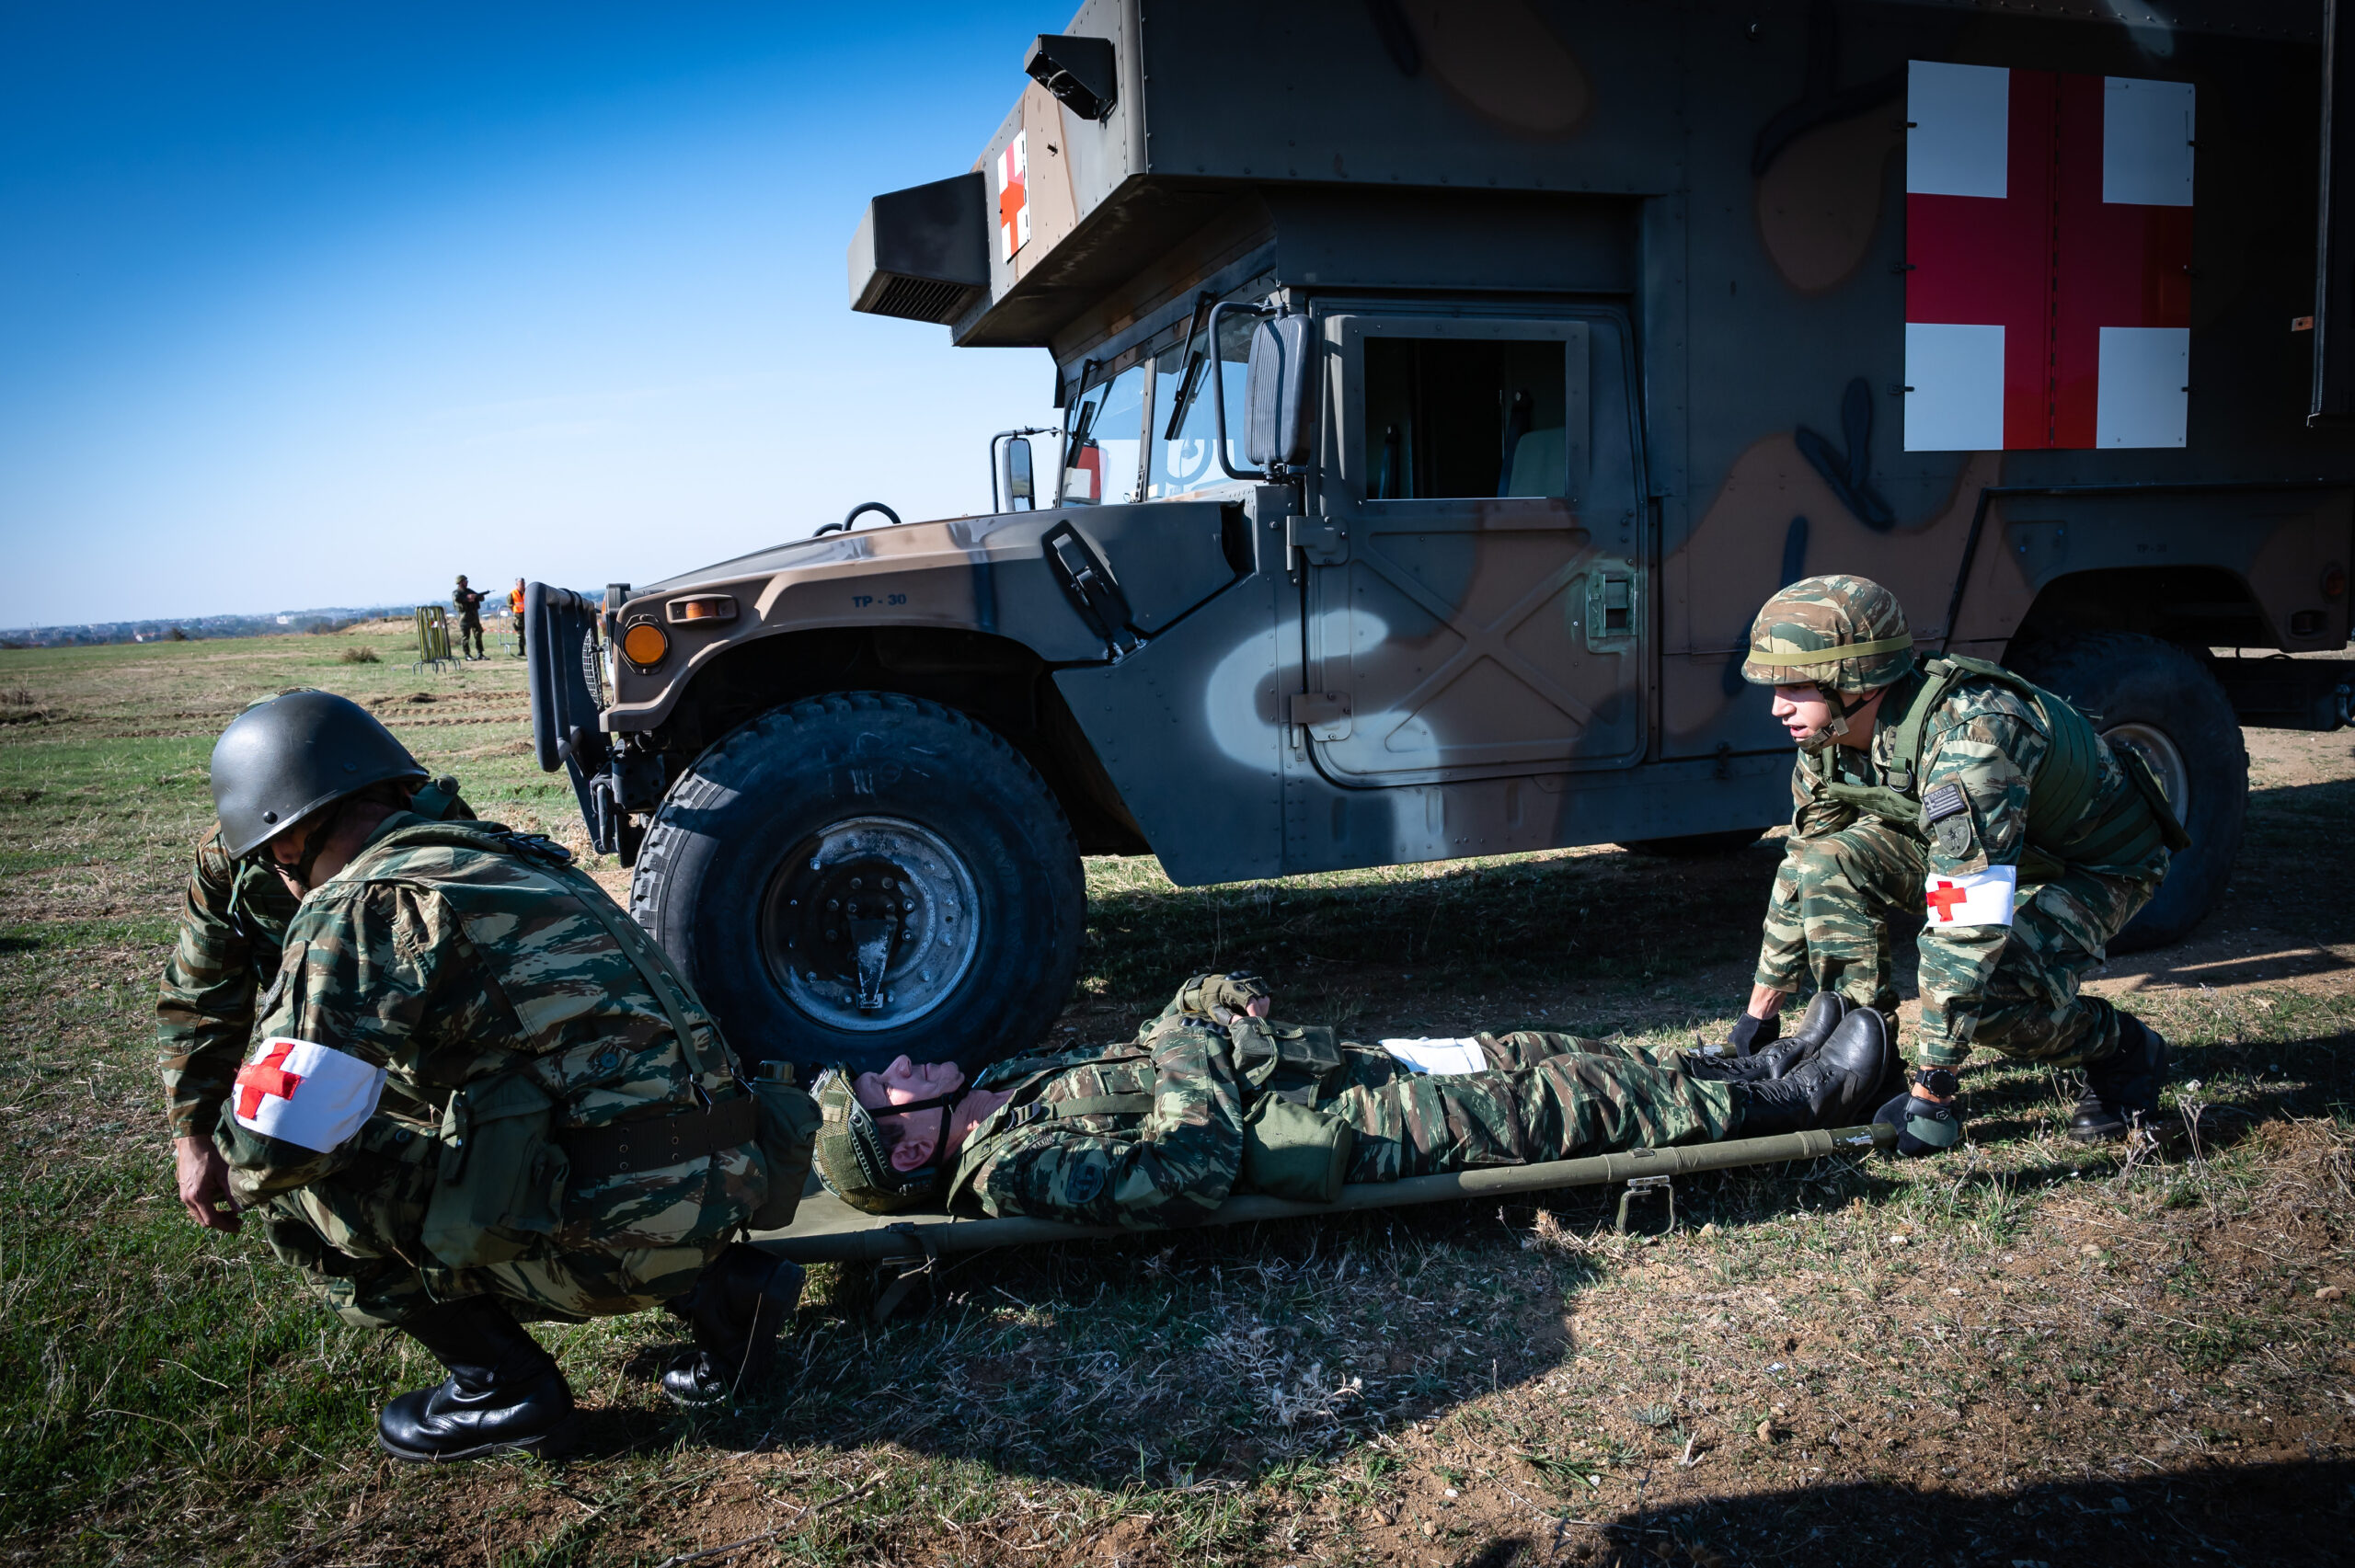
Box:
[1005,437,1035,506]
[1246,315,1315,471]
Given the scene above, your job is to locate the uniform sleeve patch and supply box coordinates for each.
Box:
[1922,783,1969,825]
[230,1036,385,1152]
[1924,864,2017,927]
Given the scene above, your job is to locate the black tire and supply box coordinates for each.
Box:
[630,692,1086,1077]
[2009,633,2246,953]
[1617,827,1770,858]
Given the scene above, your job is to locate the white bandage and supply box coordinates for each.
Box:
[1378,1038,1489,1076]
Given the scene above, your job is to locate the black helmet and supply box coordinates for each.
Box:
[210,690,426,857]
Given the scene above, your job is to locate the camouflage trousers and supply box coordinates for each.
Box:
[256,1116,745,1331]
[1327,1033,1739,1184]
[1754,818,2164,1070]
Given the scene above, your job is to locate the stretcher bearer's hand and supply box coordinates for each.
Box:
[1874,1067,1963,1157]
[174,1134,242,1232]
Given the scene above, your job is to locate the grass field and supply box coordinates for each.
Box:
[2,624,2351,1566]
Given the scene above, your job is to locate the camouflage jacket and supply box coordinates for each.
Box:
[1764,665,2165,1050]
[215,814,748,1210]
[155,780,470,1139]
[452,586,486,622]
[946,976,1418,1228]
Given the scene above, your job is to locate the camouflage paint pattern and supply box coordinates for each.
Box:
[942,977,1738,1227]
[1754,667,2167,1069]
[216,813,764,1328]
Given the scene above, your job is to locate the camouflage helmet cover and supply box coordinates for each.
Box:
[811,1069,945,1215]
[1740,574,1915,695]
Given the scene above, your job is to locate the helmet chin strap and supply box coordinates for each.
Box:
[1799,683,1867,751]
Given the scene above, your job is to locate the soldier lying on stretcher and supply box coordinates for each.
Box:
[811,975,1899,1223]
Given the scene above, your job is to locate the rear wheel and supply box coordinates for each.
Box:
[630,692,1086,1076]
[2009,633,2245,952]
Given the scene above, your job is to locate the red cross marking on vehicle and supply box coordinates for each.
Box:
[234,1038,304,1120]
[1925,880,1970,921]
[1908,68,2192,448]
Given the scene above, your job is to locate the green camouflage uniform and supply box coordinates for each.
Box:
[942,977,1738,1228]
[453,583,486,658]
[213,814,765,1329]
[156,778,469,1140]
[1745,578,2170,1071]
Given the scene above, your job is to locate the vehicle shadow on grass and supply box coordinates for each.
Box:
[1457,1459,2355,1567]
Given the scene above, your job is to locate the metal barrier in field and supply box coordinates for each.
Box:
[411,606,455,673]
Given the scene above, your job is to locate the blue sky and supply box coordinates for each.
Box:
[0,3,1071,627]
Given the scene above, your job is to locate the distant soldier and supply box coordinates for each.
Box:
[1729,576,2188,1154]
[510,578,527,658]
[810,975,1890,1224]
[452,575,487,659]
[160,692,804,1461]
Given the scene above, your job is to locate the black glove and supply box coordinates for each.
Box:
[1725,1010,1780,1059]
[1874,1067,1963,1156]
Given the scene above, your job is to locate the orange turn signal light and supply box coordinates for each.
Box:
[620,621,671,667]
[666,594,739,624]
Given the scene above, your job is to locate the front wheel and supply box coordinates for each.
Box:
[2009,633,2246,953]
[630,693,1086,1076]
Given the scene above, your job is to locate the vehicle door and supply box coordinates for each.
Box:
[1301,309,1647,784]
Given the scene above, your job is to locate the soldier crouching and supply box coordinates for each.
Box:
[162,692,814,1462]
[1728,576,2187,1155]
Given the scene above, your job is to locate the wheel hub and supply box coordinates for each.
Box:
[758,817,981,1033]
[2102,720,2191,824]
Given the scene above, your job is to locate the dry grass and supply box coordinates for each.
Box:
[1,633,2351,1565]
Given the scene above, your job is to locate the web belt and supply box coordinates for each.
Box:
[560,1092,757,1181]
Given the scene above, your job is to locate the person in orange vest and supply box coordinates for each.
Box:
[510,579,527,658]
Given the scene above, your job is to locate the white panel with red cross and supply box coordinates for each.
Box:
[1904,61,2194,452]
[1923,864,2018,929]
[230,1036,385,1152]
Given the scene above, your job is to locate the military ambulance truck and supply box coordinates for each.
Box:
[529,0,2355,1074]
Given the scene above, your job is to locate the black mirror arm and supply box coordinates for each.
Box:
[1209,300,1271,482]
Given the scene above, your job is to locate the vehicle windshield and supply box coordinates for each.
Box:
[1147,311,1253,498]
[1060,363,1146,506]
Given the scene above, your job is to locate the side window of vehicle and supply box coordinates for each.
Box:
[1061,363,1147,506]
[1362,337,1569,499]
[1147,312,1253,498]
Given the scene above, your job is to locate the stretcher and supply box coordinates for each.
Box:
[754,1122,1896,1265]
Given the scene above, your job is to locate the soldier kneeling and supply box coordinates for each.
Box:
[811,975,1896,1226]
[167,692,814,1462]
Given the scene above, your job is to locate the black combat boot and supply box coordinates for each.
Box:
[2067,1013,2169,1143]
[1683,993,1849,1082]
[1734,1006,1891,1136]
[377,1295,576,1462]
[660,1244,806,1407]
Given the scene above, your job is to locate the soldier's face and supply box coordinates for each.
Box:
[1771,684,1835,745]
[854,1057,968,1173]
[853,1056,966,1108]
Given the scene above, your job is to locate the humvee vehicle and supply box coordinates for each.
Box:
[530,0,2355,1074]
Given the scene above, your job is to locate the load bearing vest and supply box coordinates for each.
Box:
[1809,655,2188,879]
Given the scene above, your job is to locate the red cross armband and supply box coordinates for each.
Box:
[1922,864,2016,928]
[230,1036,386,1153]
